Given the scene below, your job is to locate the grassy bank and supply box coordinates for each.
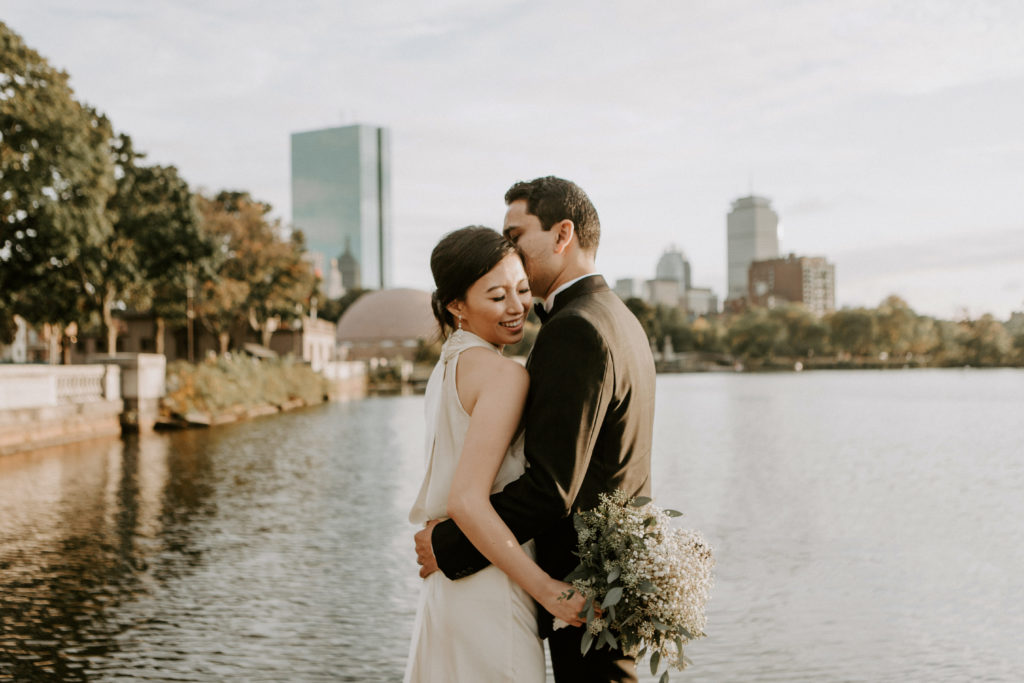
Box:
[162,356,327,424]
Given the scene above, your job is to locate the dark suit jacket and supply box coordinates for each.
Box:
[431,275,656,634]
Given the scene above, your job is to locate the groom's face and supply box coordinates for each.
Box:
[503,199,558,298]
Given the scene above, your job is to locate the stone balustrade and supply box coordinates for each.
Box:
[0,364,123,455]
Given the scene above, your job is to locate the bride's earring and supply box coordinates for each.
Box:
[457,316,463,331]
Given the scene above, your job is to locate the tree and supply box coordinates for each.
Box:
[1,22,116,356]
[874,295,917,357]
[624,297,657,344]
[116,150,214,354]
[726,308,785,362]
[956,315,1012,367]
[768,304,827,358]
[827,308,876,358]
[194,191,316,354]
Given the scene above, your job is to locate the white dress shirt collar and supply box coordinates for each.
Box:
[543,273,600,312]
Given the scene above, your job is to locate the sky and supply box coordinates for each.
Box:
[4,0,1024,319]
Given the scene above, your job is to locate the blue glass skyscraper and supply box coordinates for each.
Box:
[290,124,392,291]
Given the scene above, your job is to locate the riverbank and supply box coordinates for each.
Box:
[158,356,339,428]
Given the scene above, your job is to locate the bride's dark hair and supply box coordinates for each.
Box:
[430,226,519,338]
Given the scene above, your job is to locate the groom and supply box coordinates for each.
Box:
[415,176,655,682]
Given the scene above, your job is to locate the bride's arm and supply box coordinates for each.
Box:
[446,351,585,626]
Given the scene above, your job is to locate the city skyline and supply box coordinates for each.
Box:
[4,2,1023,319]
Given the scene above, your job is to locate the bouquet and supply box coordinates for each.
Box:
[562,489,714,682]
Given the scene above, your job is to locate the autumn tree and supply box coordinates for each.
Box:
[195,191,316,354]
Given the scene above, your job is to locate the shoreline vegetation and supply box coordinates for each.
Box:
[624,295,1024,371]
[158,356,327,428]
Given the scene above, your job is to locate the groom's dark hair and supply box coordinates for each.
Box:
[504,176,600,251]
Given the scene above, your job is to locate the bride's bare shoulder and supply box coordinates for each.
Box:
[458,347,529,387]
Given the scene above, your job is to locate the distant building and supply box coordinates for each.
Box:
[646,279,684,308]
[336,289,436,362]
[614,245,719,317]
[655,246,691,290]
[325,258,344,299]
[748,254,835,316]
[614,278,645,300]
[682,288,719,317]
[291,124,392,290]
[727,195,779,302]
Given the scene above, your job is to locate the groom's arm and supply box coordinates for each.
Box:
[432,314,611,580]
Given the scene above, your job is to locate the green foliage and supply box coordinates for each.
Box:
[107,134,213,324]
[1,22,116,334]
[826,308,876,357]
[621,294,1022,368]
[163,355,326,416]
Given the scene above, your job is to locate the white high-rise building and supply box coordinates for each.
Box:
[727,195,779,301]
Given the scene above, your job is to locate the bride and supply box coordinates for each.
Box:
[404,226,586,682]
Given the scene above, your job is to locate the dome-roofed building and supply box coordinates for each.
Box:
[655,246,692,290]
[336,288,437,361]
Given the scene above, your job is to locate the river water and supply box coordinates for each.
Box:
[1,369,1022,681]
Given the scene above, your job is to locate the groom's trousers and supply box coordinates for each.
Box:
[548,626,638,683]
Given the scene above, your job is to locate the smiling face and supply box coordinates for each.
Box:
[447,252,531,348]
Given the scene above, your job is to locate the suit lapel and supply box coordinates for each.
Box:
[546,275,608,320]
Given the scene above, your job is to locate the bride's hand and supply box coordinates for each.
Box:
[537,579,587,628]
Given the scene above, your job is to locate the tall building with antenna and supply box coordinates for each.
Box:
[726,195,779,302]
[291,124,392,291]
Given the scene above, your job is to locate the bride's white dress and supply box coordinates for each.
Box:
[404,330,544,683]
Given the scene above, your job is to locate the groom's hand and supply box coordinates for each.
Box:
[415,519,440,578]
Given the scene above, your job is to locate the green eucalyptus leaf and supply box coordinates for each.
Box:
[605,629,618,649]
[564,562,588,582]
[601,586,623,608]
[660,671,670,683]
[650,650,661,676]
[665,509,683,517]
[630,496,652,507]
[581,629,594,656]
[607,566,620,583]
[638,580,658,593]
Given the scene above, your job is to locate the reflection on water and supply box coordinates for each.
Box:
[1,398,425,681]
[1,371,1023,681]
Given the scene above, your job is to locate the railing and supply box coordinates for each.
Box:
[0,364,121,410]
[55,366,107,403]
